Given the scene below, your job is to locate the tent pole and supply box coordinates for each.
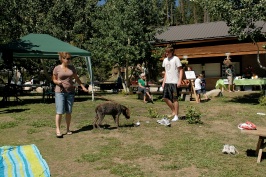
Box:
[85,56,94,101]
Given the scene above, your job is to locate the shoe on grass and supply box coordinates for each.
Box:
[222,144,230,154]
[160,119,168,125]
[229,145,238,155]
[164,119,171,126]
[157,118,171,126]
[157,118,167,124]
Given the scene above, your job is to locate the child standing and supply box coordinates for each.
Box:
[194,75,202,103]
[200,74,209,100]
[225,65,235,92]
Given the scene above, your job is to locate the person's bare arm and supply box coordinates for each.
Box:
[73,74,88,92]
[52,74,62,86]
[162,73,166,88]
[177,67,184,87]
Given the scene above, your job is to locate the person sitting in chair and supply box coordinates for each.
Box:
[138,73,153,103]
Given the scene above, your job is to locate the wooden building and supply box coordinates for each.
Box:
[154,21,266,90]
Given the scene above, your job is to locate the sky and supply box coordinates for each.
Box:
[97,0,105,6]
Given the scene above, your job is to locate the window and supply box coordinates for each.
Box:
[205,63,220,77]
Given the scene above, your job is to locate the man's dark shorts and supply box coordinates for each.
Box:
[162,83,181,102]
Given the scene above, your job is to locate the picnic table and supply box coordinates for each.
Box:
[1,84,23,103]
[215,78,266,91]
[98,81,123,93]
[241,127,266,163]
[234,78,266,90]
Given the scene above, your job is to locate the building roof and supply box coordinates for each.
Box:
[155,21,266,43]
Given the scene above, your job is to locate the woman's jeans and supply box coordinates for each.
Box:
[55,92,75,114]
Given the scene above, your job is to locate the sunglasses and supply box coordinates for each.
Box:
[64,57,71,60]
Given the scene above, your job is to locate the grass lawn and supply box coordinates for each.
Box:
[1,91,266,177]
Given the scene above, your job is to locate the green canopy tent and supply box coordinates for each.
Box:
[1,33,94,101]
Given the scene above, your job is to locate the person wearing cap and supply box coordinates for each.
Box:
[138,73,153,103]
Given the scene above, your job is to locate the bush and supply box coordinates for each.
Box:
[148,108,160,118]
[259,95,266,106]
[185,106,203,124]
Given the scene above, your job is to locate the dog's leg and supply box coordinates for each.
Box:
[113,115,120,128]
[95,112,104,128]
[97,114,105,128]
[93,113,99,129]
[117,116,120,128]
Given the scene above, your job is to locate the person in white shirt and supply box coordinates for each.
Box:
[162,46,183,122]
[194,75,202,103]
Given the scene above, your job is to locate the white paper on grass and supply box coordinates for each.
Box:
[257,113,266,116]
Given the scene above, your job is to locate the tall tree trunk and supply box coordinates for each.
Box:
[204,8,209,22]
[165,0,169,24]
[179,0,185,23]
[170,1,173,25]
[193,3,197,23]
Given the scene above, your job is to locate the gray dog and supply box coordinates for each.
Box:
[93,102,130,129]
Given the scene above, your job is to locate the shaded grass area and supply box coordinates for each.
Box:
[229,92,261,105]
[1,91,266,177]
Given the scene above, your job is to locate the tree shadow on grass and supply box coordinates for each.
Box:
[0,94,112,108]
[0,108,30,114]
[75,96,110,102]
[227,92,261,105]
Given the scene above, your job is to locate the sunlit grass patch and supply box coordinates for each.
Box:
[110,163,144,177]
[28,119,54,128]
[27,128,41,134]
[0,121,18,129]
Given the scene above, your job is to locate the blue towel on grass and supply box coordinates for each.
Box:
[0,144,50,177]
